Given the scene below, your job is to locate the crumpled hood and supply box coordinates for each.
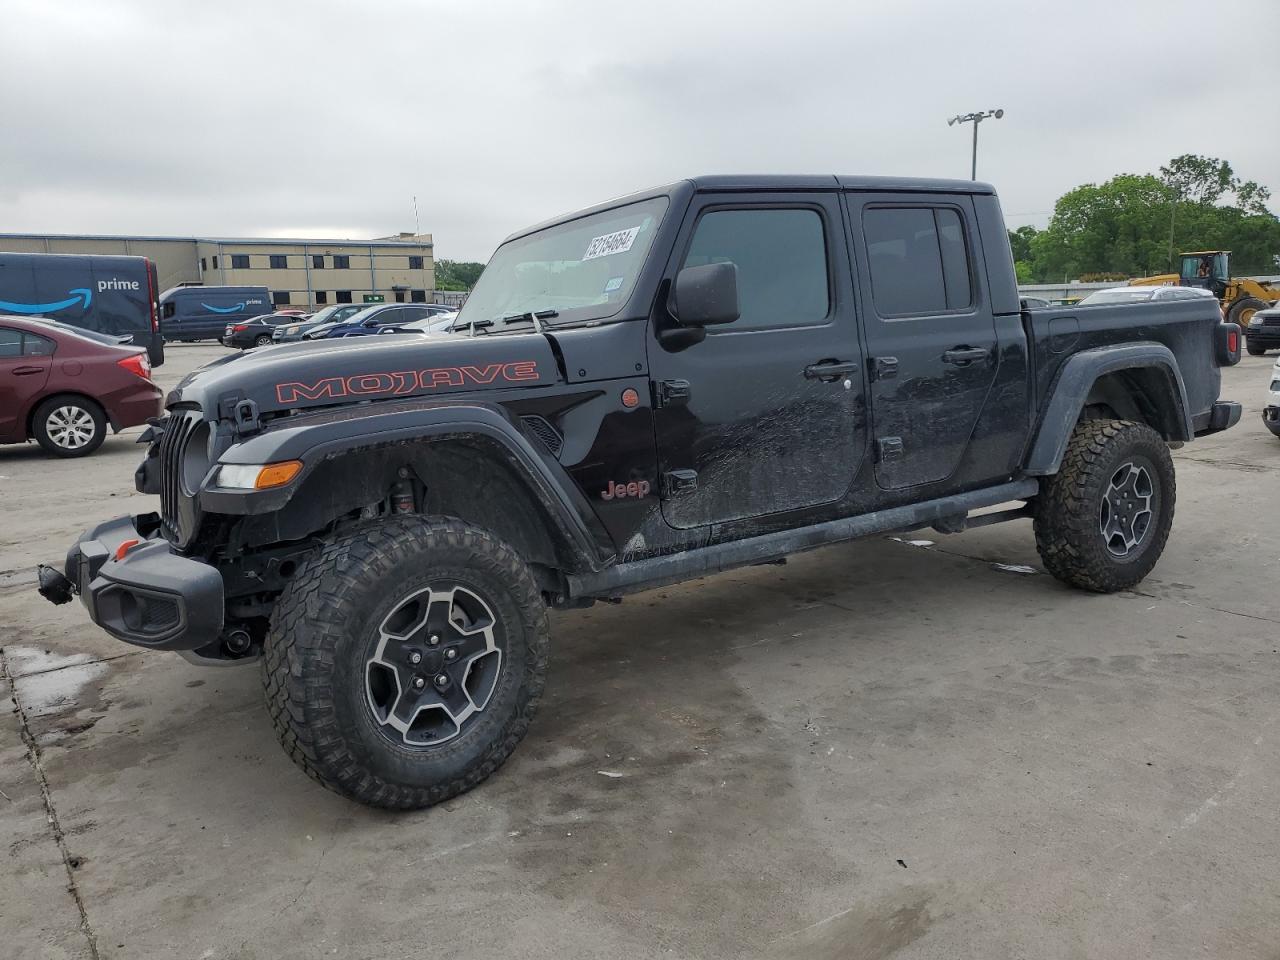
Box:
[168,332,561,416]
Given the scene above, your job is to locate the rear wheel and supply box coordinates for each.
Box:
[1228,296,1267,329]
[1034,419,1174,593]
[32,396,106,458]
[253,334,272,347]
[262,516,549,809]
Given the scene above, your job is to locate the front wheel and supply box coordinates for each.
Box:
[262,517,550,809]
[1246,340,1267,356]
[1033,419,1175,593]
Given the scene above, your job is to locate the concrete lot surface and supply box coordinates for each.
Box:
[2,344,1278,959]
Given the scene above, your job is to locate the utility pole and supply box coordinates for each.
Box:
[947,109,1005,180]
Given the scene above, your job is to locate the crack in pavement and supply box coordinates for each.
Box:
[9,651,140,681]
[1,647,101,960]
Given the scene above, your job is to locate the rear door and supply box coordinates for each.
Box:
[649,192,867,529]
[846,193,998,490]
[0,327,52,442]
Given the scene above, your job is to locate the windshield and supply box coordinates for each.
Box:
[306,305,345,324]
[457,196,669,327]
[1079,289,1157,305]
[27,318,130,347]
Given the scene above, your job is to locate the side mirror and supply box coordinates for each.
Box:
[672,262,739,326]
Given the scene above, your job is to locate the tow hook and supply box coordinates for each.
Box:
[36,564,75,605]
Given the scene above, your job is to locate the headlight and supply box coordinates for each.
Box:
[1249,317,1263,327]
[214,461,303,490]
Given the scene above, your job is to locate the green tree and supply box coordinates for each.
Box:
[1027,158,1280,280]
[434,259,486,291]
[1007,225,1038,265]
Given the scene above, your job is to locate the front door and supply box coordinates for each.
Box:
[650,193,868,529]
[0,326,52,442]
[846,194,999,490]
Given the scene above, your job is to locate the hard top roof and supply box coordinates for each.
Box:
[504,175,996,244]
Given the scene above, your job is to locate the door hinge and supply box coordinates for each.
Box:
[871,356,899,381]
[662,469,698,495]
[877,437,904,462]
[654,379,692,408]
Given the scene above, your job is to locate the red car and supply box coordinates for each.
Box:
[0,316,163,458]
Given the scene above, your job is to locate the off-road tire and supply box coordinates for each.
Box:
[32,395,107,458]
[1228,296,1268,330]
[262,516,550,809]
[1246,339,1267,356]
[1033,419,1174,593]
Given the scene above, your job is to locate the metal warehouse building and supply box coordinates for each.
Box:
[0,231,437,310]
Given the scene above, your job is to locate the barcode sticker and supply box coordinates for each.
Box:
[583,227,641,261]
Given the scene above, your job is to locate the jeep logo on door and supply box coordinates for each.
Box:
[274,361,540,404]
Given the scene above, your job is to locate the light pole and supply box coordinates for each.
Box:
[947,109,1004,180]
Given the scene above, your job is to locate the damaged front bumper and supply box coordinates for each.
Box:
[37,514,224,652]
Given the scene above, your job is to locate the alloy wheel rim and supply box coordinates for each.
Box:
[46,405,96,449]
[1099,461,1155,558]
[364,583,502,746]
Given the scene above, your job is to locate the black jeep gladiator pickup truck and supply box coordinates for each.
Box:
[38,175,1242,809]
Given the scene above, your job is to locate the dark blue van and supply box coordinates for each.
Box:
[159,285,271,342]
[0,252,164,365]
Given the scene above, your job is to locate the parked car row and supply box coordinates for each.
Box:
[217,302,459,349]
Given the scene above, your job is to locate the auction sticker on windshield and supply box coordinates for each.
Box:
[583,226,642,261]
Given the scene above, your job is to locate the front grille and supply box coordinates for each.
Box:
[1262,315,1280,327]
[158,410,203,541]
[521,415,563,457]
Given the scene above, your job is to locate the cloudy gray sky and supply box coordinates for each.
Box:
[2,0,1277,262]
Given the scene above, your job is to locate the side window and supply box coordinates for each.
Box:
[24,333,55,356]
[681,208,829,328]
[269,254,288,269]
[863,206,973,317]
[375,308,405,325]
[163,301,176,319]
[935,209,972,309]
[231,254,250,269]
[0,328,22,359]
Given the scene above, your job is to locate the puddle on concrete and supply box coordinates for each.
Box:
[7,646,109,719]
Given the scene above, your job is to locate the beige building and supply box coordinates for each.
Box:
[0,231,436,310]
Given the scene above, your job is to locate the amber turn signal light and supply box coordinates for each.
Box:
[254,460,304,489]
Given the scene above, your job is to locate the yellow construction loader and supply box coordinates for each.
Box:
[1130,251,1280,327]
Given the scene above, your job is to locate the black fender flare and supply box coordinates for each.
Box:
[198,399,615,573]
[1023,343,1192,477]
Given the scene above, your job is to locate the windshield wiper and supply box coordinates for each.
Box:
[500,309,559,334]
[453,318,494,336]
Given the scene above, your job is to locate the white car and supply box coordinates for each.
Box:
[393,311,460,335]
[1077,285,1219,307]
[1265,356,1280,439]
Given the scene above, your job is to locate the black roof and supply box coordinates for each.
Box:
[504,175,996,244]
